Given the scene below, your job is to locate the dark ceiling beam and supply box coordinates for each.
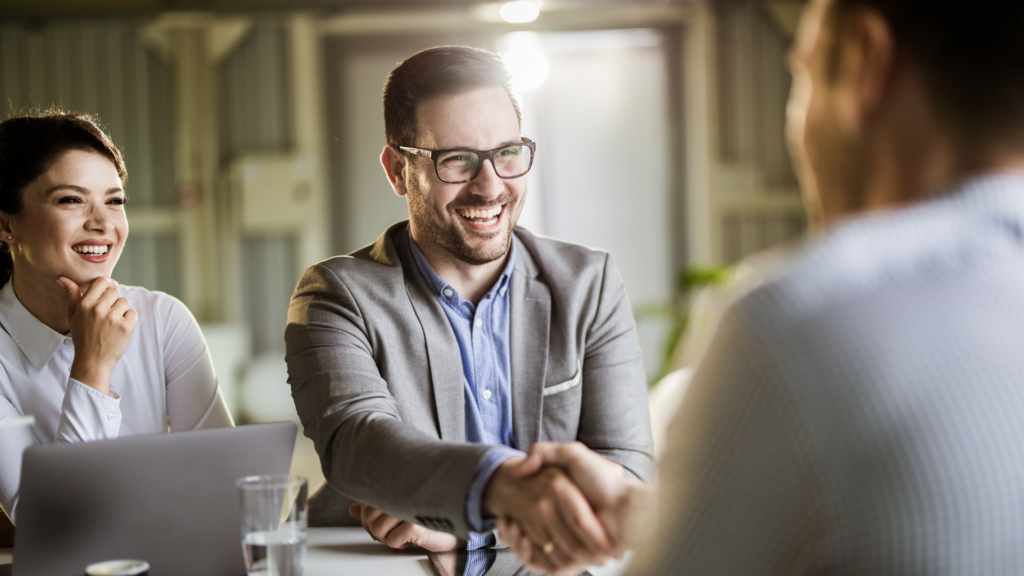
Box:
[0,0,475,20]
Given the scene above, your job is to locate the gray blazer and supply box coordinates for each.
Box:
[285,221,654,537]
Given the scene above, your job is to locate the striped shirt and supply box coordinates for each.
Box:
[630,174,1024,575]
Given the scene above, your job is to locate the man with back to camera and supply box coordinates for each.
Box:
[284,45,654,565]
[495,0,1024,574]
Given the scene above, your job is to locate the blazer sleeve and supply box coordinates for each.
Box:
[285,262,491,538]
[578,252,656,483]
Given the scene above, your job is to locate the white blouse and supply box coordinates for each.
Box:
[0,282,233,522]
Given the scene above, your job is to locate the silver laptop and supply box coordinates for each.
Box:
[13,422,297,576]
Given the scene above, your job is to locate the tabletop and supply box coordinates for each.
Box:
[0,527,631,576]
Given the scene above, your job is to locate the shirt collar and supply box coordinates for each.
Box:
[407,232,517,305]
[0,281,67,371]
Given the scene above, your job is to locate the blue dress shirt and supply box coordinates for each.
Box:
[408,235,526,551]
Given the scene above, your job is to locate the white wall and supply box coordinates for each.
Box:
[514,29,674,380]
[338,51,415,253]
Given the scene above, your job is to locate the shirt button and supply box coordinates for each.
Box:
[482,389,492,400]
[474,318,483,328]
[107,413,116,421]
[443,288,454,297]
[64,338,73,346]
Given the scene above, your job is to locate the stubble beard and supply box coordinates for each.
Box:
[407,176,520,266]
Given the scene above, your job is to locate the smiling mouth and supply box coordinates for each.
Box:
[73,244,110,256]
[455,205,504,225]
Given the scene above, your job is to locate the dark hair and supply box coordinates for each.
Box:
[832,0,1024,148]
[382,45,522,148]
[0,109,127,287]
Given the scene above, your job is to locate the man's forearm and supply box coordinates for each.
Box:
[317,412,491,537]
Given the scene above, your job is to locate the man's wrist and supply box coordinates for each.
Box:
[481,456,525,519]
[467,449,526,534]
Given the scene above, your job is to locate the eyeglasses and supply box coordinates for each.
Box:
[399,137,536,184]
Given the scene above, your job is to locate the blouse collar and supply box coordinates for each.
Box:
[0,281,66,371]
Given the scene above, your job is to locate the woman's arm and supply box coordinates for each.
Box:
[161,296,233,431]
[54,277,134,443]
[0,395,36,524]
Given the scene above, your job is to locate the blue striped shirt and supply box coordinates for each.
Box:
[408,235,525,551]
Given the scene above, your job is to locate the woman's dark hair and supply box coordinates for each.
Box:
[0,109,127,288]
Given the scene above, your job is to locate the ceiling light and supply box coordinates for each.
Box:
[500,1,540,24]
[503,46,548,92]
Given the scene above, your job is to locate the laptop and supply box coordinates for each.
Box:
[13,422,297,576]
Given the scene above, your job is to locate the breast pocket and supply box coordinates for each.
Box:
[541,360,583,441]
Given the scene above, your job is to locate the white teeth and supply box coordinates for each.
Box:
[74,245,109,255]
[458,206,502,220]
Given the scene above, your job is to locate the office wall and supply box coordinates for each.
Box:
[516,28,674,379]
[218,20,291,162]
[711,1,807,264]
[217,18,299,355]
[325,43,412,255]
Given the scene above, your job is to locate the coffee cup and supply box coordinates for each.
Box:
[84,559,150,576]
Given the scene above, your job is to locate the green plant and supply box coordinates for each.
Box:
[634,265,731,384]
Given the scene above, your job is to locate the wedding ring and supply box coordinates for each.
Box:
[542,540,555,555]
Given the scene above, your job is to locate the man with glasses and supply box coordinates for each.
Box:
[285,45,653,566]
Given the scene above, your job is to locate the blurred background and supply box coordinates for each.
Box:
[0,0,807,482]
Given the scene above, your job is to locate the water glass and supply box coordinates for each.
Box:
[236,475,308,576]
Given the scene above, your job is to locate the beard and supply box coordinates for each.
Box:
[406,176,522,265]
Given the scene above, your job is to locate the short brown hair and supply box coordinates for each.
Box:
[382,45,522,148]
[831,0,1024,147]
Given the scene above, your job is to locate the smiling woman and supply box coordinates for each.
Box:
[0,110,234,526]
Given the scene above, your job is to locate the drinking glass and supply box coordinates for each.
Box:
[236,475,308,576]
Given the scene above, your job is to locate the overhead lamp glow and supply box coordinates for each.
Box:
[500,1,540,24]
[502,46,549,92]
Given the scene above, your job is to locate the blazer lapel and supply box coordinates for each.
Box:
[510,240,551,451]
[395,232,466,442]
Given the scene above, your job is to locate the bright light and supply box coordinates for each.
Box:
[502,45,549,92]
[500,1,540,24]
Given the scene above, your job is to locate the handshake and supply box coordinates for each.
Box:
[350,442,654,575]
[488,442,654,574]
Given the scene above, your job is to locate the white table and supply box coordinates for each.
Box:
[0,527,631,575]
[305,527,434,575]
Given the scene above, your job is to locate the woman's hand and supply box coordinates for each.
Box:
[58,276,138,396]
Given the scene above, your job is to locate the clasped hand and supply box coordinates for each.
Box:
[58,276,138,396]
[351,444,647,576]
[496,442,651,575]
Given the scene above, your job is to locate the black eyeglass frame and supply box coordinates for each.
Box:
[399,137,537,184]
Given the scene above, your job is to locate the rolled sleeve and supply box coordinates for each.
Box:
[55,378,122,443]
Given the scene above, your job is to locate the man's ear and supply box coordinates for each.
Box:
[381,145,410,197]
[835,7,896,133]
